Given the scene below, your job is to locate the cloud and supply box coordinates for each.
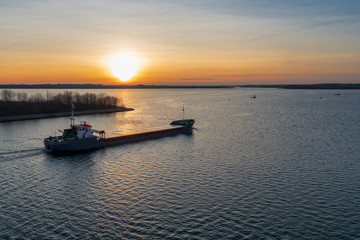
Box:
[181,78,215,81]
[225,15,360,47]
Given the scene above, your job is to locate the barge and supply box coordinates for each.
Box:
[44,103,194,153]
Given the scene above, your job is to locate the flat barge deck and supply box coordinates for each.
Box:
[101,126,185,144]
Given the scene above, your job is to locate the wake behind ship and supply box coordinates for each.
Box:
[44,103,194,153]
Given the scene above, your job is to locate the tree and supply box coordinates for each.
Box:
[17,92,28,102]
[29,93,45,102]
[1,89,16,101]
[63,91,73,102]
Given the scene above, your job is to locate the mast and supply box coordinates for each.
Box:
[183,104,184,121]
[69,102,75,127]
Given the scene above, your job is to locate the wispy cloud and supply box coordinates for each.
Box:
[181,78,215,81]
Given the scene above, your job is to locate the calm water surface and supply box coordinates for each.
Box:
[0,88,359,239]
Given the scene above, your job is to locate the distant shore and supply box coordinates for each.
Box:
[0,107,133,122]
[0,83,360,89]
[0,90,131,122]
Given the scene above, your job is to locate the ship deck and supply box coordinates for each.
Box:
[100,126,184,142]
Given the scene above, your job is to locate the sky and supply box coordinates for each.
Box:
[1,0,360,85]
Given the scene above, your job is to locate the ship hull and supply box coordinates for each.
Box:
[44,137,106,153]
[44,124,193,153]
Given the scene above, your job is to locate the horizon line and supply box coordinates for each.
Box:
[1,83,360,90]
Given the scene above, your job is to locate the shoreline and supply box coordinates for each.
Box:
[0,107,134,122]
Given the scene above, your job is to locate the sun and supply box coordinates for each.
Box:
[108,53,142,82]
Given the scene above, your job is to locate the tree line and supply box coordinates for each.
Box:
[1,89,122,107]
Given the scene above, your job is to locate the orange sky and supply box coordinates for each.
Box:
[1,1,359,85]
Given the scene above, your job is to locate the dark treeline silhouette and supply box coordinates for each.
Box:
[0,90,123,117]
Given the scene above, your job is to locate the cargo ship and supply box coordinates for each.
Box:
[44,103,194,153]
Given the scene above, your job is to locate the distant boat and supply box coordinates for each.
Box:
[250,95,256,99]
[334,93,340,96]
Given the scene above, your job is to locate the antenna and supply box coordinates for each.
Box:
[66,102,75,127]
[182,104,185,120]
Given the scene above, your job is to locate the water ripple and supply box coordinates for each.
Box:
[1,89,360,239]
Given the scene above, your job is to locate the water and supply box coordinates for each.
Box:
[0,88,359,239]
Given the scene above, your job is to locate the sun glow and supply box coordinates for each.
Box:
[108,53,143,82]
